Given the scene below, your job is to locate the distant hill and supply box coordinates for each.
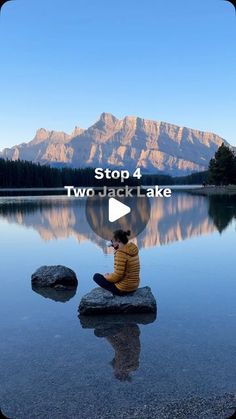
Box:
[0,113,231,176]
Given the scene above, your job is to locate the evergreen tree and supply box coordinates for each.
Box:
[208,143,236,185]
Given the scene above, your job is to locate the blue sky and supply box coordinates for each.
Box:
[0,0,235,149]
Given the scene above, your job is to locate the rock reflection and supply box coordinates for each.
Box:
[32,285,78,302]
[80,313,156,381]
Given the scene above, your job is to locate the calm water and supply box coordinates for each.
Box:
[0,193,235,418]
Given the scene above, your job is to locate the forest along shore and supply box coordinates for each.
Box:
[0,185,236,197]
[185,185,236,196]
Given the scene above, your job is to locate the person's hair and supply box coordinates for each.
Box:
[113,229,131,244]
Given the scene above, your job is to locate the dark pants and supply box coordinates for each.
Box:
[93,273,128,296]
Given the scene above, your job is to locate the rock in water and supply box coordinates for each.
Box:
[78,286,157,315]
[31,265,78,288]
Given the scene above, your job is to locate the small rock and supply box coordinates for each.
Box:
[78,286,157,315]
[31,265,78,288]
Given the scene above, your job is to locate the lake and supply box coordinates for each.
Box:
[0,192,235,418]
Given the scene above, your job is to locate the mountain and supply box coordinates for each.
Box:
[0,113,230,175]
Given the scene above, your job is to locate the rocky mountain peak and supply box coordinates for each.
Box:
[71,126,84,138]
[99,112,118,125]
[31,128,70,145]
[0,113,230,175]
[33,128,50,142]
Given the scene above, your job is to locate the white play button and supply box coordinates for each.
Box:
[86,193,151,240]
[108,198,131,222]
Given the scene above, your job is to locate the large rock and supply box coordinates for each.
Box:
[78,286,157,315]
[31,265,78,288]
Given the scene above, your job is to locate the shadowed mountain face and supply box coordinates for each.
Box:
[0,193,223,252]
[0,113,229,175]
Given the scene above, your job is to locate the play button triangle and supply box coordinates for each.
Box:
[108,198,131,222]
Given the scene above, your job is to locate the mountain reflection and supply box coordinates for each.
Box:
[0,193,234,251]
[79,313,156,381]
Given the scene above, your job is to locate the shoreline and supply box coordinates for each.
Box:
[2,392,235,418]
[107,393,236,419]
[185,185,236,196]
[0,185,236,198]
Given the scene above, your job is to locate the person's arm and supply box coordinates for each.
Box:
[106,251,127,283]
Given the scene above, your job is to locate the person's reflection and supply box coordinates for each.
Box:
[80,313,156,381]
[104,323,140,381]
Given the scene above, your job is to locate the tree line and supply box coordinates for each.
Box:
[0,158,208,188]
[0,143,235,188]
[0,159,139,188]
[208,143,236,185]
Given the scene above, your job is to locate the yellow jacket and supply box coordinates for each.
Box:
[107,242,140,292]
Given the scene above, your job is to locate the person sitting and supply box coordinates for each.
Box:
[93,229,140,296]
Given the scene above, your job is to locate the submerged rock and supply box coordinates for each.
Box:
[78,286,157,315]
[31,265,78,288]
